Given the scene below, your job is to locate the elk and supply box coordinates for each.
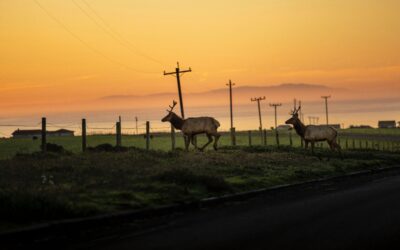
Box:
[285,106,342,156]
[161,101,221,151]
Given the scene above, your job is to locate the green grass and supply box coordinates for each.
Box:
[0,145,399,232]
[1,129,400,159]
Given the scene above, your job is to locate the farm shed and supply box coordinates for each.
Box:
[12,129,75,139]
[378,120,396,129]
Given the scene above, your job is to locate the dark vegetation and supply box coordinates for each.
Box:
[1,145,400,231]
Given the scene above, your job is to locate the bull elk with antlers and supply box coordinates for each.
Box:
[286,105,342,157]
[161,101,221,151]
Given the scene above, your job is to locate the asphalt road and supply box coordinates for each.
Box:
[92,175,400,250]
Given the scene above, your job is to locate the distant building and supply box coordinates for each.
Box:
[12,129,75,139]
[378,120,396,129]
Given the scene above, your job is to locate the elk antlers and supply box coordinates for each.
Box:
[291,105,301,115]
[167,100,178,112]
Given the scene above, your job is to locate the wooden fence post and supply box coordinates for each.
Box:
[259,128,263,145]
[146,121,150,150]
[275,130,280,147]
[116,121,122,147]
[82,118,87,152]
[231,127,236,146]
[289,131,293,147]
[248,130,252,146]
[345,139,349,149]
[263,129,267,146]
[171,125,175,150]
[41,117,46,152]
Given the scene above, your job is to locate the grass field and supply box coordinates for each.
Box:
[1,145,399,232]
[1,129,400,159]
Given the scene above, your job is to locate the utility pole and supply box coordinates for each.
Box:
[321,95,331,125]
[270,103,282,146]
[164,62,192,119]
[251,96,266,131]
[269,103,282,129]
[135,116,138,135]
[226,80,236,146]
[226,80,235,129]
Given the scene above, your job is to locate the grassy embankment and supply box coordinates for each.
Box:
[0,144,399,232]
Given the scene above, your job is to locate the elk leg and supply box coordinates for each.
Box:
[311,141,315,155]
[305,140,309,149]
[184,136,191,152]
[200,134,213,151]
[213,134,221,151]
[190,135,199,150]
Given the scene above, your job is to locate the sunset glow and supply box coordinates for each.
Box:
[1,0,399,123]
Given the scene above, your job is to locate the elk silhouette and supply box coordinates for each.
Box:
[161,101,221,151]
[286,105,342,157]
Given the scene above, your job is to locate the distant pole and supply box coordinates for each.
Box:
[226,80,236,146]
[269,103,282,129]
[251,96,266,131]
[321,95,331,125]
[171,125,176,150]
[164,62,192,119]
[251,96,266,144]
[135,116,138,135]
[270,103,282,146]
[82,118,87,152]
[41,117,47,152]
[226,80,235,129]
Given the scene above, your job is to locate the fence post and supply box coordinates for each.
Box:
[82,119,87,152]
[231,127,236,146]
[263,129,267,146]
[275,130,280,147]
[289,131,293,147]
[116,121,122,147]
[248,130,252,146]
[41,117,47,152]
[146,121,150,150]
[171,125,175,150]
[259,128,263,145]
[345,139,348,149]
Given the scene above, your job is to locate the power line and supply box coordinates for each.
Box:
[33,0,158,74]
[72,0,164,66]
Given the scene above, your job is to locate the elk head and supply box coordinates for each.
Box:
[285,106,301,125]
[161,100,178,122]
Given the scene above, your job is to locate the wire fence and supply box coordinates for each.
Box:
[0,118,400,159]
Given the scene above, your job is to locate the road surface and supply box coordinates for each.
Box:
[90,175,400,250]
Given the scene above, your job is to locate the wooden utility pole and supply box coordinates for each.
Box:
[269,103,282,129]
[251,96,266,131]
[321,95,331,125]
[226,80,235,129]
[226,80,236,146]
[164,62,192,119]
[270,103,282,146]
[251,96,266,144]
[135,116,138,135]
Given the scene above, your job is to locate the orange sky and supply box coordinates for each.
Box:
[1,0,400,116]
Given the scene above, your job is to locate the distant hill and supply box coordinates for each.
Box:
[98,83,349,109]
